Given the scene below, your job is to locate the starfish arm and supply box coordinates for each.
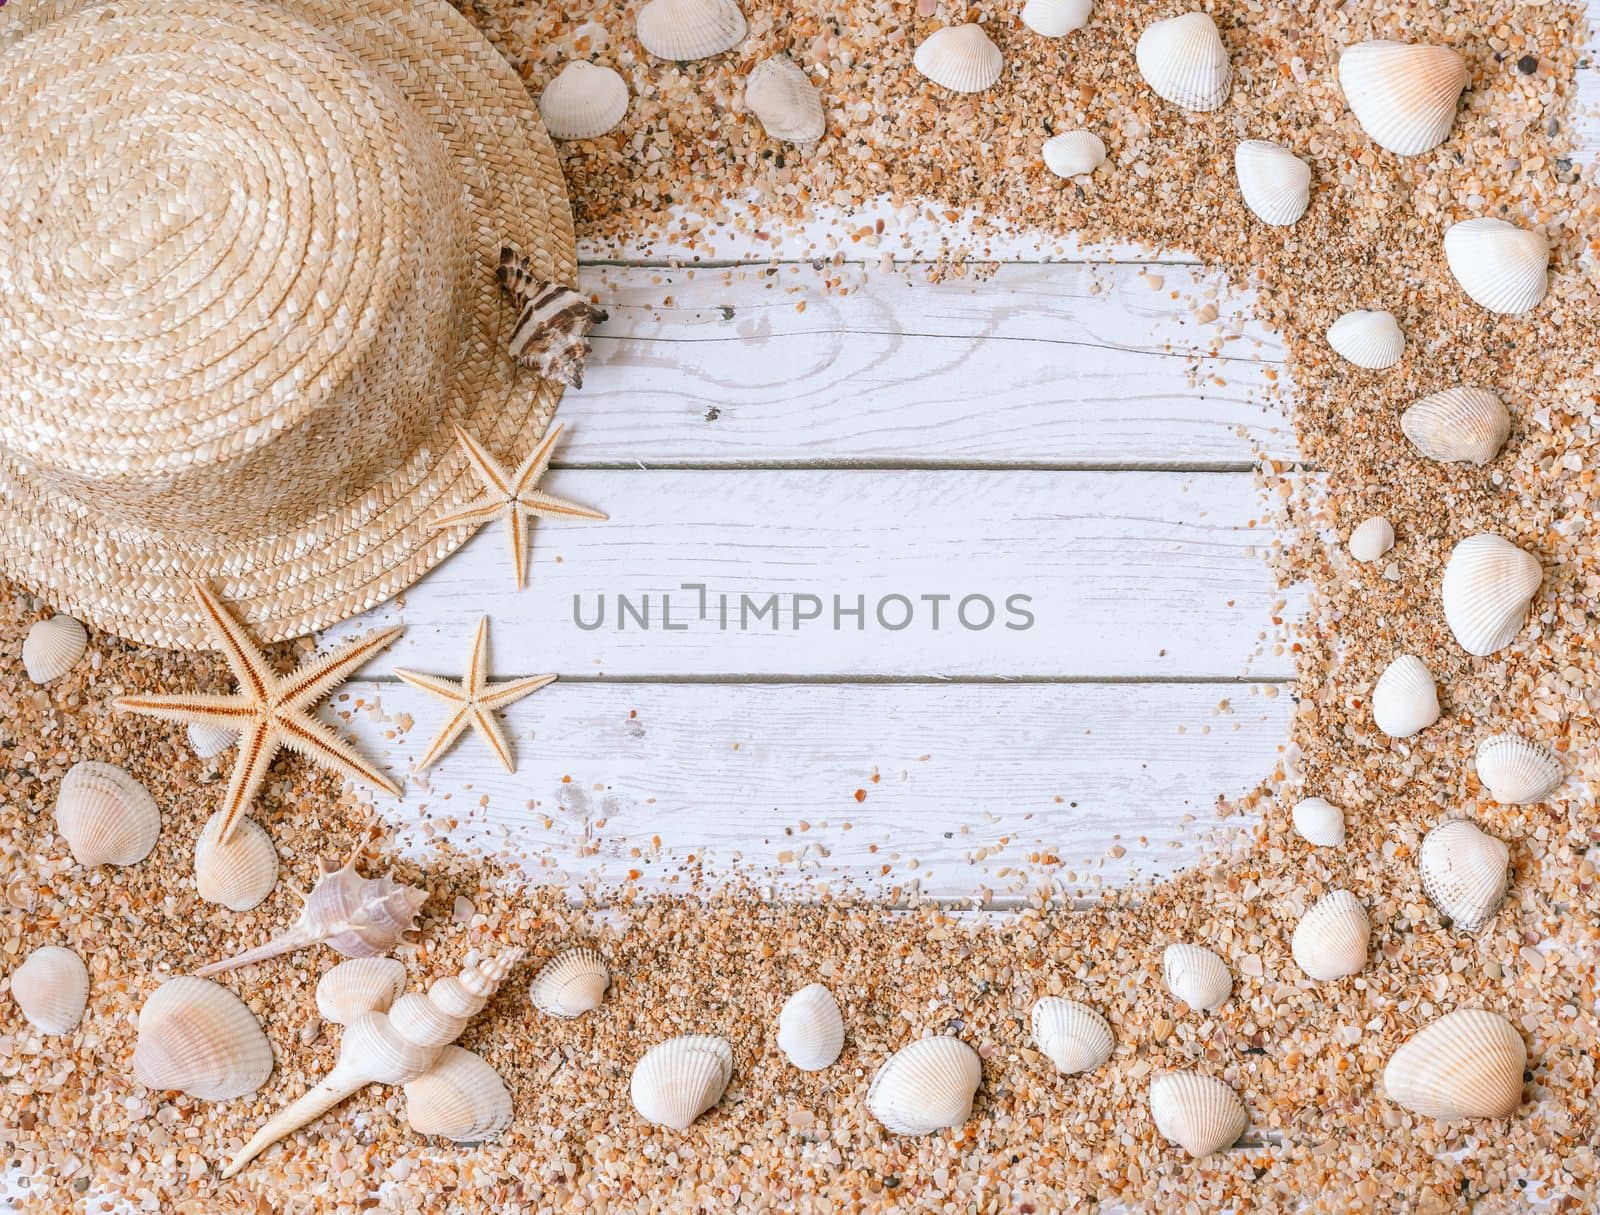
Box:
[466,617,491,696]
[113,692,259,730]
[470,705,518,773]
[281,625,404,709]
[189,582,276,702]
[518,489,608,522]
[477,672,557,713]
[214,720,281,845]
[452,424,512,497]
[431,494,506,534]
[276,711,403,797]
[506,506,528,589]
[393,668,469,702]
[509,422,565,495]
[411,703,476,772]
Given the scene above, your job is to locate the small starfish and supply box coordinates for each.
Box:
[392,617,555,773]
[434,422,606,589]
[114,583,403,845]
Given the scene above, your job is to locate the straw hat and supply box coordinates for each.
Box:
[0,0,575,648]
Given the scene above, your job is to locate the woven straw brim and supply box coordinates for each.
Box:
[0,0,574,650]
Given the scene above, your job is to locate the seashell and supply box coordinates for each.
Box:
[194,810,278,912]
[913,24,1003,94]
[404,1045,514,1142]
[1291,797,1345,847]
[1419,819,1509,932]
[1135,12,1231,112]
[1441,533,1541,657]
[1444,218,1549,315]
[315,958,409,1026]
[55,761,160,868]
[1337,41,1467,156]
[529,948,610,1019]
[1233,140,1310,226]
[1382,1009,1525,1119]
[1347,516,1395,563]
[636,0,746,61]
[1043,131,1106,179]
[1400,386,1509,466]
[1148,1071,1248,1157]
[1474,733,1562,806]
[1290,890,1368,981]
[22,614,86,684]
[1327,310,1405,369]
[1161,943,1230,1011]
[10,946,89,1035]
[1029,997,1113,1076]
[867,1035,982,1136]
[776,983,844,1071]
[745,56,824,144]
[132,976,273,1101]
[1371,655,1439,738]
[187,721,236,760]
[630,1034,734,1130]
[499,247,610,390]
[539,62,629,141]
[1021,0,1093,37]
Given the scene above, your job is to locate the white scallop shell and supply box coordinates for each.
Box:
[187,721,236,760]
[630,1034,733,1129]
[1400,386,1509,466]
[1337,41,1467,156]
[529,948,610,1019]
[194,810,278,912]
[1327,310,1405,370]
[404,1045,514,1142]
[913,24,1003,94]
[10,946,89,1035]
[746,55,824,143]
[1233,140,1310,226]
[1135,12,1231,112]
[636,0,746,61]
[1022,0,1093,37]
[1441,533,1541,657]
[1029,997,1113,1075]
[1043,131,1106,179]
[867,1035,982,1135]
[315,957,408,1026]
[1161,943,1230,1012]
[777,983,844,1071]
[132,976,274,1100]
[1371,655,1439,739]
[1148,1071,1248,1157]
[1347,516,1395,563]
[539,62,629,140]
[1291,797,1345,847]
[55,761,160,868]
[1290,890,1368,981]
[1444,218,1549,315]
[1419,819,1509,933]
[1383,1009,1525,1120]
[22,615,86,684]
[1474,733,1562,806]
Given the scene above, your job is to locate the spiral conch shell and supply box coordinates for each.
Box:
[194,810,278,912]
[1291,797,1345,847]
[867,1035,982,1136]
[529,948,610,1019]
[1444,219,1549,316]
[315,958,408,1026]
[1043,131,1106,179]
[630,1034,734,1129]
[1441,534,1541,657]
[1383,1009,1525,1120]
[1030,997,1114,1076]
[55,761,160,868]
[1135,12,1231,111]
[22,614,86,684]
[636,0,746,61]
[1474,733,1562,806]
[133,977,274,1101]
[539,62,629,141]
[1327,310,1405,370]
[745,55,824,144]
[1161,943,1230,1012]
[11,946,89,1035]
[1290,890,1368,981]
[914,24,1003,93]
[1337,41,1467,156]
[1371,655,1439,738]
[1022,0,1093,37]
[776,983,845,1071]
[405,1045,514,1142]
[499,247,610,390]
[1233,140,1310,226]
[1419,819,1509,933]
[1148,1071,1248,1157]
[1400,387,1509,466]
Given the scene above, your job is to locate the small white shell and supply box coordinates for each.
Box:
[1371,655,1439,739]
[132,976,274,1100]
[1233,140,1310,226]
[539,62,629,141]
[1021,0,1093,37]
[10,946,89,1035]
[529,948,609,1019]
[55,761,160,868]
[630,1034,733,1129]
[1029,997,1113,1075]
[194,811,278,912]
[1148,1071,1248,1157]
[1445,218,1549,316]
[1383,1009,1525,1120]
[1290,890,1368,981]
[1043,131,1106,179]
[1161,943,1230,1011]
[745,55,824,143]
[404,1045,514,1142]
[867,1035,982,1136]
[777,983,844,1071]
[1419,819,1509,933]
[1337,41,1467,156]
[1348,516,1395,563]
[315,957,408,1025]
[1327,310,1405,369]
[22,615,86,684]
[1400,386,1509,466]
[635,0,746,61]
[1135,12,1231,112]
[913,24,1003,94]
[1291,797,1345,847]
[187,722,236,760]
[1441,533,1541,657]
[1474,733,1562,806]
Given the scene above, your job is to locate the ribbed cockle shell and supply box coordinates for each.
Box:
[1474,733,1562,806]
[630,1034,734,1129]
[1161,943,1230,1011]
[1441,533,1541,657]
[132,977,273,1101]
[1291,797,1345,847]
[1327,310,1405,370]
[1148,1071,1248,1157]
[539,62,629,141]
[404,1045,514,1142]
[1030,997,1114,1075]
[1135,12,1230,111]
[1400,386,1509,466]
[1043,131,1106,179]
[636,0,746,61]
[194,810,278,912]
[1233,140,1310,226]
[529,948,610,1019]
[55,761,160,869]
[1444,219,1549,315]
[22,615,86,684]
[1337,41,1467,156]
[1383,1009,1524,1119]
[867,1035,982,1136]
[1419,819,1509,933]
[11,946,89,1035]
[1348,516,1395,563]
[776,983,845,1071]
[1022,0,1093,37]
[1290,890,1368,981]
[746,55,824,143]
[1371,655,1439,738]
[316,957,409,1025]
[913,24,1003,93]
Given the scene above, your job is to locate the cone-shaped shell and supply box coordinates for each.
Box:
[315,958,408,1026]
[1401,387,1509,466]
[1030,997,1113,1075]
[194,811,278,912]
[1161,943,1230,1011]
[55,761,160,868]
[1441,534,1541,657]
[1291,797,1345,847]
[529,948,610,1019]
[1372,655,1439,738]
[1149,1071,1248,1157]
[914,24,1003,93]
[404,1046,514,1142]
[1383,1009,1525,1119]
[867,1035,982,1135]
[1419,819,1509,932]
[132,977,273,1101]
[1445,219,1549,315]
[539,62,629,141]
[630,1034,733,1129]
[776,983,844,1071]
[1233,140,1310,226]
[1291,890,1368,981]
[1327,310,1405,370]
[1337,41,1467,156]
[1474,733,1562,805]
[187,721,236,760]
[1022,0,1093,37]
[1135,12,1231,111]
[636,0,746,61]
[746,55,824,143]
[1043,131,1106,179]
[22,615,86,684]
[11,946,89,1035]
[1348,516,1395,563]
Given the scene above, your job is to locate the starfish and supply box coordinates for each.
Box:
[114,583,403,845]
[434,421,606,589]
[392,617,555,773]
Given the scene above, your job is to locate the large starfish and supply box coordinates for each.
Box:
[114,583,403,845]
[393,617,555,773]
[434,422,606,588]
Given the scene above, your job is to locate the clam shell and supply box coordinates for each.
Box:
[1029,997,1113,1075]
[315,957,408,1025]
[746,55,824,143]
[1337,41,1467,156]
[22,615,86,684]
[1135,12,1230,111]
[777,983,844,1071]
[1161,943,1230,1012]
[11,946,89,1035]
[1474,733,1562,806]
[1327,310,1405,369]
[539,62,629,141]
[529,948,610,1019]
[187,721,237,760]
[636,0,746,61]
[404,1045,514,1142]
[194,810,278,912]
[1233,140,1310,226]
[1290,890,1368,981]
[1383,1009,1525,1119]
[1400,386,1509,466]
[1043,131,1106,179]
[630,1034,733,1129]
[55,761,160,868]
[1371,655,1439,738]
[867,1035,982,1136]
[1148,1071,1247,1158]
[1419,819,1509,932]
[132,976,273,1100]
[1444,218,1549,315]
[1441,533,1541,657]
[1291,797,1345,847]
[1021,0,1093,37]
[1347,516,1395,563]
[913,24,1003,94]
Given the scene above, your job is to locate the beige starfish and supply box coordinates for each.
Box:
[435,422,606,588]
[392,617,555,773]
[114,583,403,845]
